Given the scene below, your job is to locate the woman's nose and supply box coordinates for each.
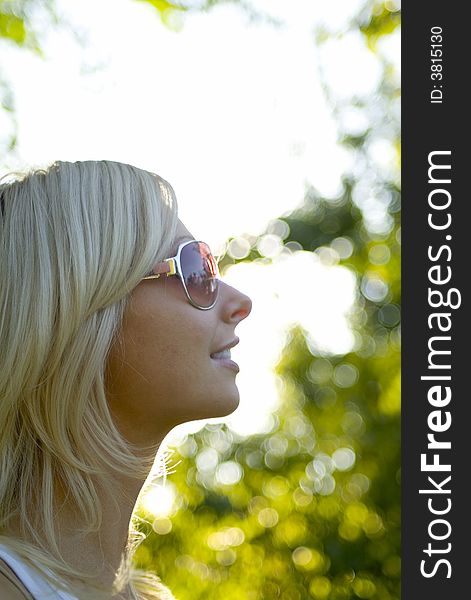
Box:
[219,282,252,324]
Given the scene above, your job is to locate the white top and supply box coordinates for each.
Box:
[0,544,78,600]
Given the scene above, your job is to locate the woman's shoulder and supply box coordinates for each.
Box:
[0,558,33,599]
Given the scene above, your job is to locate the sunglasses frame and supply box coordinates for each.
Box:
[142,239,220,310]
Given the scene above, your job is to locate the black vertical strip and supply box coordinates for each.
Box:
[402,3,468,599]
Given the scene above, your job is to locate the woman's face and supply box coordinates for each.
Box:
[106,220,252,448]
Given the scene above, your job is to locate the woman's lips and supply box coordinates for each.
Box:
[210,356,240,373]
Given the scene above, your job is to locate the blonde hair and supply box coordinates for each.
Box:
[0,160,179,599]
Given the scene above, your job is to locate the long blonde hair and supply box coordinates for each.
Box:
[0,160,179,599]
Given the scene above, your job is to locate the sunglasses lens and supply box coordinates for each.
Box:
[180,241,219,308]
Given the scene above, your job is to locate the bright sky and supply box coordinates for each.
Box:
[0,0,399,442]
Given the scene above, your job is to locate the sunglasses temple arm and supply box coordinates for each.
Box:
[145,258,177,280]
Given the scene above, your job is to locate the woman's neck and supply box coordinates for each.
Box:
[6,444,163,598]
[54,466,153,596]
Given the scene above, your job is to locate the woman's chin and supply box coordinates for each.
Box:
[214,394,240,418]
[185,391,240,423]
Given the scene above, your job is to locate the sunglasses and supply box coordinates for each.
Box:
[142,240,220,310]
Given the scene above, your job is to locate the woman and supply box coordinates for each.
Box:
[0,160,252,599]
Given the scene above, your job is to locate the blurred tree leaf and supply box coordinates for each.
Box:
[134,0,279,28]
[361,4,400,51]
[0,10,26,45]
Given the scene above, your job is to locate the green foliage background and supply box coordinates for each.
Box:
[133,3,401,600]
[1,1,400,599]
